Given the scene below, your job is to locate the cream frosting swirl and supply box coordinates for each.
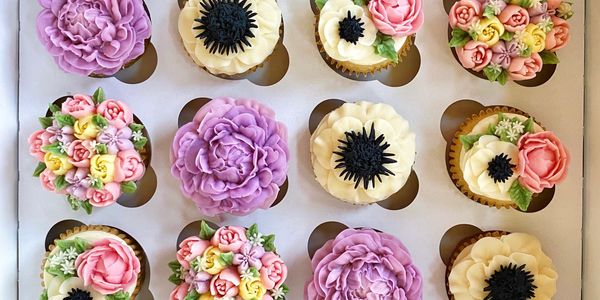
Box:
[179,0,281,76]
[310,101,416,204]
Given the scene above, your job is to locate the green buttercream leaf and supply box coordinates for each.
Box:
[263,234,276,252]
[93,87,106,104]
[168,260,182,272]
[483,65,502,82]
[353,0,366,5]
[282,284,290,295]
[54,113,76,127]
[449,28,471,48]
[121,181,137,194]
[54,175,68,191]
[95,143,108,155]
[248,267,260,278]
[134,136,148,151]
[91,178,104,190]
[184,289,200,300]
[42,142,66,156]
[169,273,183,285]
[92,114,109,128]
[497,112,506,122]
[483,5,496,18]
[509,180,533,211]
[39,117,54,129]
[66,196,81,211]
[374,33,398,63]
[81,201,93,215]
[247,224,259,238]
[40,289,48,300]
[218,252,234,266]
[459,134,482,151]
[523,117,535,133]
[520,45,532,57]
[49,103,61,114]
[45,265,65,278]
[129,123,144,132]
[106,291,131,300]
[33,162,47,177]
[74,237,90,252]
[315,0,327,10]
[199,221,216,240]
[500,31,514,42]
[497,70,509,85]
[487,124,497,135]
[519,0,533,8]
[539,50,560,64]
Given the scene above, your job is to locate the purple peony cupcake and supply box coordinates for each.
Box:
[36,0,152,76]
[171,97,289,216]
[305,228,423,300]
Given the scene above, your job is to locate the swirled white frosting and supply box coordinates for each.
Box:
[179,0,282,75]
[310,101,416,204]
[318,0,407,66]
[449,233,557,300]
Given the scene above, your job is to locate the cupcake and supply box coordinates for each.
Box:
[178,0,283,77]
[447,231,557,300]
[28,88,149,214]
[40,225,143,300]
[448,106,569,210]
[171,97,289,216]
[168,221,289,300]
[310,101,416,204]
[315,0,423,75]
[37,0,152,77]
[448,0,573,84]
[305,228,422,299]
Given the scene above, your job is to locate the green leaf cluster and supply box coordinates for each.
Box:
[459,134,482,151]
[106,291,131,300]
[483,65,508,85]
[199,221,216,240]
[92,88,106,104]
[539,51,560,64]
[449,28,471,48]
[121,181,138,194]
[509,180,533,211]
[374,33,398,63]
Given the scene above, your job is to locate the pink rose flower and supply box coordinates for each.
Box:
[177,237,211,269]
[369,0,424,37]
[517,131,569,193]
[457,41,492,72]
[97,100,133,129]
[498,5,530,32]
[61,94,96,118]
[260,252,287,290]
[508,52,543,81]
[76,238,141,295]
[209,268,240,298]
[545,16,570,51]
[263,295,274,300]
[114,149,145,183]
[40,169,58,192]
[28,130,51,161]
[449,0,482,31]
[86,183,122,207]
[211,226,248,252]
[67,140,95,168]
[170,283,190,300]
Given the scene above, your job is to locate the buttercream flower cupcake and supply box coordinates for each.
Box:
[171,97,289,216]
[178,0,283,77]
[168,221,289,300]
[305,228,422,299]
[315,0,423,74]
[447,231,557,300]
[310,101,416,204]
[36,0,152,77]
[448,106,569,210]
[40,225,143,300]
[28,88,149,214]
[448,0,573,84]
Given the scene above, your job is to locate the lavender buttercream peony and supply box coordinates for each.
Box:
[36,0,152,76]
[171,97,289,216]
[305,228,423,300]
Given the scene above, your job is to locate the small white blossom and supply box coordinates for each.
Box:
[240,269,255,281]
[248,232,265,247]
[489,63,503,73]
[59,142,69,154]
[60,260,76,275]
[48,254,63,268]
[487,0,505,14]
[271,287,286,299]
[215,297,235,300]
[132,131,144,142]
[511,121,525,135]
[497,119,511,131]
[64,247,78,260]
[506,129,518,142]
[468,20,483,36]
[89,140,98,149]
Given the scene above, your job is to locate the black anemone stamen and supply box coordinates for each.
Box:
[338,11,365,45]
[487,153,516,183]
[63,288,93,300]
[194,0,258,55]
[333,124,396,189]
[484,263,537,300]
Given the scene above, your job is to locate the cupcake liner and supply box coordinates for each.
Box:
[448,106,545,209]
[40,225,145,300]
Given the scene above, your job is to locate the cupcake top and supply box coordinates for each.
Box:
[448,233,557,300]
[41,228,142,300]
[171,97,289,216]
[168,221,289,300]
[458,110,569,210]
[37,0,152,76]
[317,0,423,65]
[310,101,416,204]
[305,228,422,300]
[179,0,282,76]
[28,88,148,214]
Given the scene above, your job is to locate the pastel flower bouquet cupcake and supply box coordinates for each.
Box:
[448,0,573,84]
[28,88,149,214]
[168,221,289,300]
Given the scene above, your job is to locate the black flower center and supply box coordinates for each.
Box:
[484,263,536,300]
[194,0,258,55]
[63,288,93,300]
[334,124,396,189]
[487,153,516,183]
[338,11,365,45]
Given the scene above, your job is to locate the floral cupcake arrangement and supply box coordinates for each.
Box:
[448,0,573,84]
[168,221,289,300]
[28,88,148,214]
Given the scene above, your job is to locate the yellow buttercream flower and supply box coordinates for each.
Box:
[239,278,266,300]
[73,115,99,139]
[476,17,505,46]
[524,24,546,53]
[200,246,226,275]
[44,152,73,176]
[90,154,116,183]
[199,294,213,300]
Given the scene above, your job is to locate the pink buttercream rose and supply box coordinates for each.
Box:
[114,149,145,183]
[498,5,530,32]
[29,129,50,161]
[61,94,96,118]
[211,226,248,252]
[457,41,492,72]
[40,168,58,192]
[86,183,122,207]
[263,295,274,300]
[67,140,95,168]
[368,0,424,37]
[209,268,240,298]
[545,16,570,51]
[75,238,141,295]
[508,52,543,81]
[448,0,482,31]
[260,252,287,290]
[517,131,569,193]
[177,237,211,269]
[97,100,133,129]
[170,283,190,300]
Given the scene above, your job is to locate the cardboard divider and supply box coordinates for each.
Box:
[438,224,482,266]
[307,221,349,259]
[114,41,159,85]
